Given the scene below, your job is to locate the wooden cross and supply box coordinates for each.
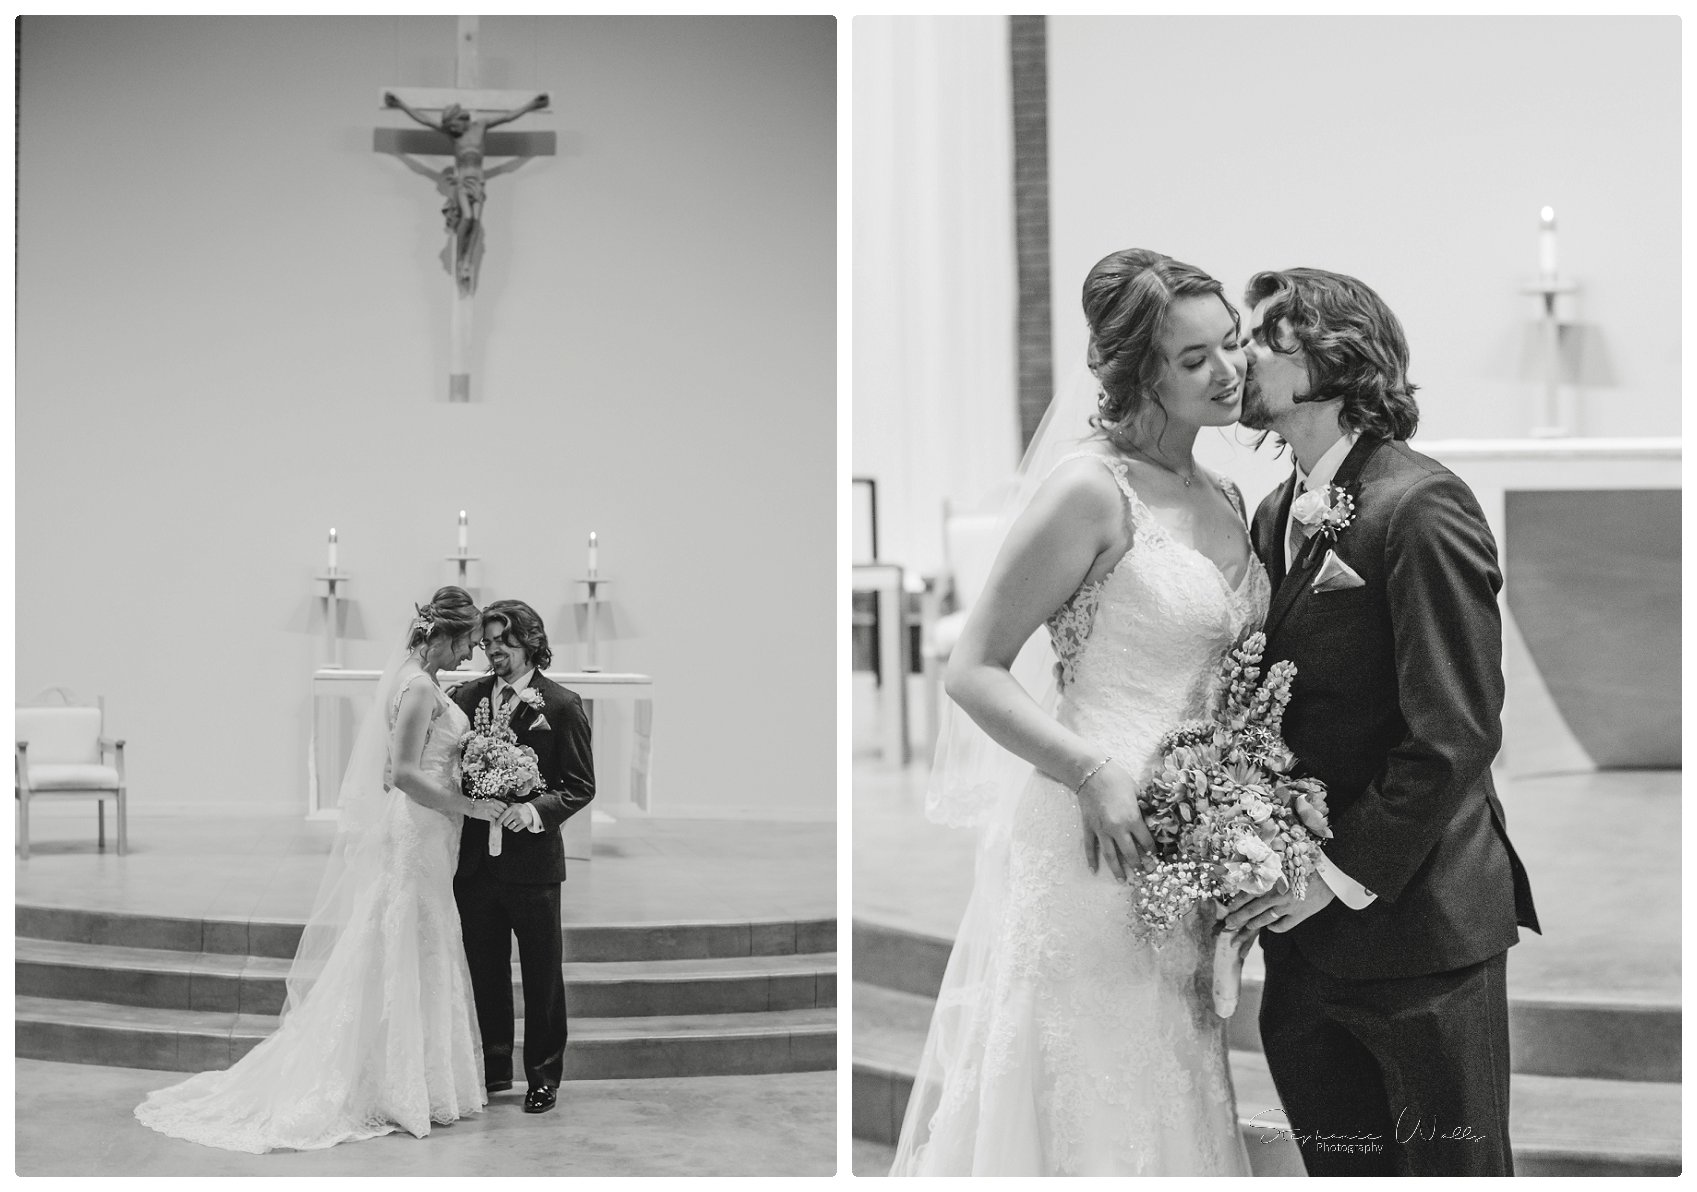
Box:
[375,16,555,402]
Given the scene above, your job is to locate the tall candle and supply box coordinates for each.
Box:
[458,510,468,552]
[588,531,599,577]
[1538,206,1558,280]
[328,528,338,572]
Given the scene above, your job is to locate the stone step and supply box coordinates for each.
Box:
[17,996,836,1080]
[18,902,835,963]
[853,983,1679,1177]
[16,937,836,1018]
[854,917,1680,1082]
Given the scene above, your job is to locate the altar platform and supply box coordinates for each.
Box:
[850,756,1681,1176]
[15,806,836,1176]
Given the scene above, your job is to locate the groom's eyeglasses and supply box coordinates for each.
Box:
[477,636,516,653]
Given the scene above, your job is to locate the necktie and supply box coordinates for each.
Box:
[1286,479,1311,569]
[497,685,515,718]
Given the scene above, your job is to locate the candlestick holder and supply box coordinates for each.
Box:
[573,577,610,672]
[445,551,482,591]
[314,570,351,668]
[1521,278,1580,437]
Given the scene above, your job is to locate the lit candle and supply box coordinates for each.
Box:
[328,528,338,573]
[1538,206,1558,281]
[458,510,468,552]
[588,531,599,578]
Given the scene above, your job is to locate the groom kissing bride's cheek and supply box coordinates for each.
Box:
[890,252,1537,1178]
[452,599,596,1116]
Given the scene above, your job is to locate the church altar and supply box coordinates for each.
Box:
[1417,436,1680,773]
[309,668,655,859]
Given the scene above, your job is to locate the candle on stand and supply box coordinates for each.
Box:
[588,531,599,578]
[458,510,468,553]
[1538,206,1559,281]
[328,528,338,573]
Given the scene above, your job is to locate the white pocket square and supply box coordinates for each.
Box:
[1311,549,1365,593]
[530,715,551,732]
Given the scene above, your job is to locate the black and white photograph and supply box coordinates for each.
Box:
[851,15,1678,1177]
[16,15,835,1177]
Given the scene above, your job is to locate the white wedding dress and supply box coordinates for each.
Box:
[135,672,487,1153]
[891,453,1269,1175]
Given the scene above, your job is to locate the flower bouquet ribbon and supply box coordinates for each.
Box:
[1133,631,1334,1017]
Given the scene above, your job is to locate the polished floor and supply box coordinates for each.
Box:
[16,805,834,926]
[17,1058,835,1176]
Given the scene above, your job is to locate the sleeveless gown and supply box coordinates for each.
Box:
[134,673,487,1153]
[893,453,1271,1175]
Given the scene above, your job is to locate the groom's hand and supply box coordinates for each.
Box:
[498,804,532,831]
[1221,879,1336,934]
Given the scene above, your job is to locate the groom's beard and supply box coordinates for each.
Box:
[1238,370,1272,430]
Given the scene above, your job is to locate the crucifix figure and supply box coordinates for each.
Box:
[383,91,549,296]
[377,16,555,402]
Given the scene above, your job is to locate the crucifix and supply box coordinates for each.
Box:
[376,16,555,401]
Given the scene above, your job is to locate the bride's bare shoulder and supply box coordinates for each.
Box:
[1035,450,1126,516]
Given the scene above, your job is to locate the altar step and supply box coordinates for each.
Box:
[854,918,1680,1083]
[19,996,835,1080]
[17,902,834,964]
[17,938,835,1019]
[15,903,836,1079]
[852,982,1681,1178]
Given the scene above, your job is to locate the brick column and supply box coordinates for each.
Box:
[1009,15,1052,452]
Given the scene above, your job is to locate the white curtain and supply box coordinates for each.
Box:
[853,17,1019,578]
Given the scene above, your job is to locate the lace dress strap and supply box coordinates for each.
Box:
[1212,470,1247,524]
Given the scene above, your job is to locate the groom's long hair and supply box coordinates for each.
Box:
[483,599,553,670]
[1245,268,1419,441]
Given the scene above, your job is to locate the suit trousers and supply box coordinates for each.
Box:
[454,868,569,1090]
[1259,941,1514,1176]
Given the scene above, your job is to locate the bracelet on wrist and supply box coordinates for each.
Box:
[1074,755,1112,795]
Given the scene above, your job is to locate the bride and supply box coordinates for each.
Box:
[889,249,1267,1175]
[135,586,504,1153]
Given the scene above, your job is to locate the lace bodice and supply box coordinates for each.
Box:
[388,672,470,790]
[1046,453,1269,757]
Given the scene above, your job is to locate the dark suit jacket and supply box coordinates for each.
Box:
[451,671,595,885]
[1252,436,1538,979]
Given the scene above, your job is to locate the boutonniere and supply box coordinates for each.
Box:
[1290,483,1357,542]
[516,688,545,711]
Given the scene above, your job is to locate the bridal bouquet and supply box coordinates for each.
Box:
[461,701,542,857]
[1132,631,1333,1017]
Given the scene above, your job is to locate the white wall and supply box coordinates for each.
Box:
[18,16,836,819]
[1049,15,1680,509]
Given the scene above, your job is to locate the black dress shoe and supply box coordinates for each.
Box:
[522,1086,558,1114]
[486,1079,514,1093]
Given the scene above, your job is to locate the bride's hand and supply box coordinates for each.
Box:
[1074,760,1156,882]
[465,798,501,822]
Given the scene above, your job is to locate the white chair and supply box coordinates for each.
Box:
[16,690,127,858]
[919,501,1007,751]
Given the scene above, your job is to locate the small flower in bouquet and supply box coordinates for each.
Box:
[1130,631,1333,1017]
[462,699,542,856]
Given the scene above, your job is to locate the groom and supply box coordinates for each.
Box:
[452,599,595,1115]
[1223,268,1539,1176]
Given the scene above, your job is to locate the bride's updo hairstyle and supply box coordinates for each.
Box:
[406,586,480,650]
[1083,248,1238,433]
